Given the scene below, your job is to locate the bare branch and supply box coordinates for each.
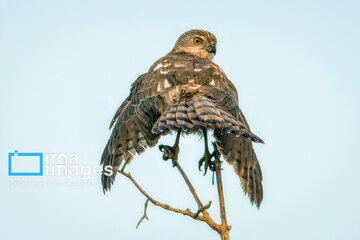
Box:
[117,141,232,239]
[175,162,204,209]
[215,159,227,226]
[136,199,149,229]
[117,170,223,233]
[213,144,231,240]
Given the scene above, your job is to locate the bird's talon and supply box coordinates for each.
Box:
[198,158,204,171]
[159,144,179,165]
[199,150,216,176]
[203,167,208,176]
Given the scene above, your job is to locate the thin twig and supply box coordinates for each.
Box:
[175,162,204,209]
[214,144,231,240]
[215,159,227,226]
[136,199,149,229]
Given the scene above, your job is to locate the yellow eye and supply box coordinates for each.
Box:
[193,37,202,45]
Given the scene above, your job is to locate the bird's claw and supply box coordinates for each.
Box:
[159,144,179,167]
[198,151,216,175]
[198,142,221,176]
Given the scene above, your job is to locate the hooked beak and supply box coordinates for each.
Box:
[207,45,216,55]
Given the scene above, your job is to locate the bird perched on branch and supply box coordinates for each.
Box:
[101,29,264,208]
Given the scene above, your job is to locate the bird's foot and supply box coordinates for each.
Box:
[198,142,221,176]
[198,150,215,175]
[159,144,179,167]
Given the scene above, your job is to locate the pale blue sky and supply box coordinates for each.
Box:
[1,0,359,239]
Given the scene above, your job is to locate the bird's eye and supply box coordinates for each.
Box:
[193,37,202,45]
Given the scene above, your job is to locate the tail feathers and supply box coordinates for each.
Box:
[193,98,224,126]
[175,101,194,130]
[152,96,263,143]
[187,103,207,129]
[214,129,263,208]
[165,105,180,129]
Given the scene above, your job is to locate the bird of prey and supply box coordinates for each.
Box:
[101,29,264,207]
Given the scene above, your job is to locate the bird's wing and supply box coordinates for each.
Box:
[195,60,264,208]
[101,54,201,192]
[214,113,263,208]
[101,73,168,192]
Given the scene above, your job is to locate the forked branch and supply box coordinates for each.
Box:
[136,199,149,229]
[117,143,231,239]
[118,170,215,226]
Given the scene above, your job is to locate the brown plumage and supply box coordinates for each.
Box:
[101,29,264,208]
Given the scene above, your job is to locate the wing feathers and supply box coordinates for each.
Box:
[215,129,263,208]
[101,96,162,192]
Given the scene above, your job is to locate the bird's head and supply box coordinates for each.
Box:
[172,29,217,60]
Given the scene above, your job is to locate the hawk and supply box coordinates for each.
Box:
[101,29,264,207]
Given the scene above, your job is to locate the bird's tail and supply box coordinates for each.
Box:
[152,96,263,143]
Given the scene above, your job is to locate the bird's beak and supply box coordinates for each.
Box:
[207,45,216,55]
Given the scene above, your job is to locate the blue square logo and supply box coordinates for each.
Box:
[8,150,43,176]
